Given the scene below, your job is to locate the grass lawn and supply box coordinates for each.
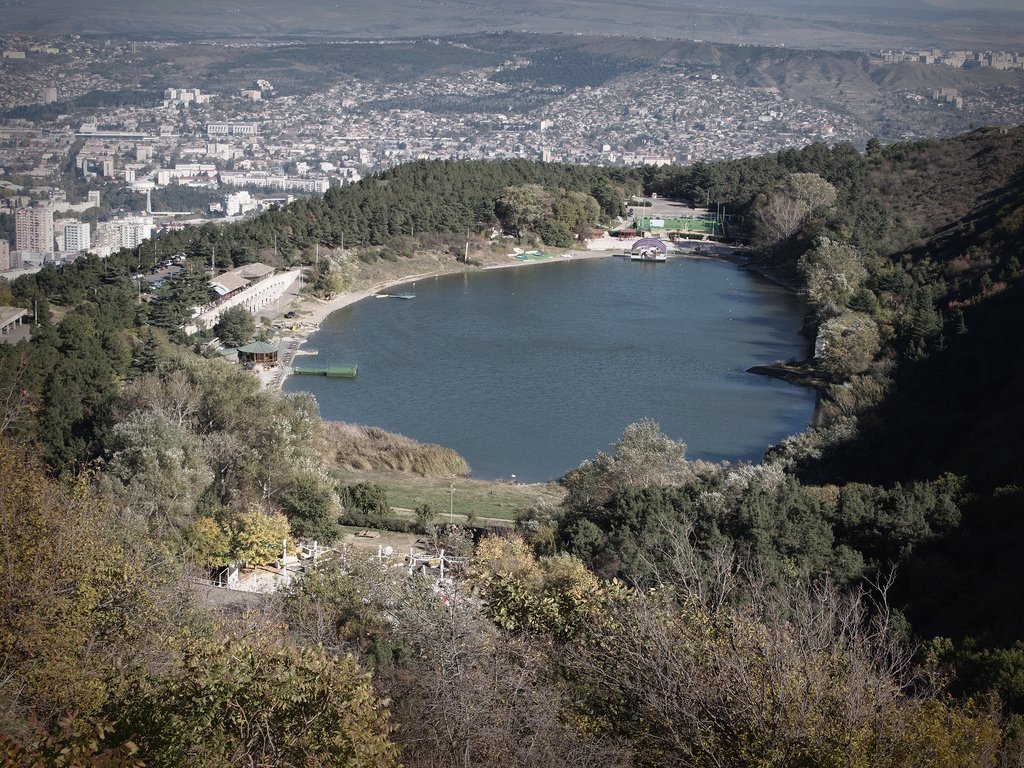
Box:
[334,468,565,525]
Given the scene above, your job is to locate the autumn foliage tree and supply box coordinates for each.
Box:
[753,172,838,248]
[108,637,400,768]
[0,441,185,740]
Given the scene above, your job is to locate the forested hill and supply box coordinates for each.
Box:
[635,126,1024,485]
[316,159,630,245]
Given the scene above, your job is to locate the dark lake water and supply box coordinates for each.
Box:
[284,257,816,482]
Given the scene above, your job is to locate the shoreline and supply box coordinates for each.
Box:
[267,242,796,391]
[270,249,616,389]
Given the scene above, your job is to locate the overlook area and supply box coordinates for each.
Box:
[2,4,1024,759]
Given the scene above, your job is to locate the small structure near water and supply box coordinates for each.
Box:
[630,237,668,253]
[238,340,279,368]
[292,364,358,378]
[629,237,669,262]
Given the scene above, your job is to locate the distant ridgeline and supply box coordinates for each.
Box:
[5,126,1024,763]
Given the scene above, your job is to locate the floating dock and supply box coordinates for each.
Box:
[292,365,358,378]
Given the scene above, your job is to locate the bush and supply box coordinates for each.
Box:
[338,482,390,524]
[280,475,340,543]
[339,508,415,533]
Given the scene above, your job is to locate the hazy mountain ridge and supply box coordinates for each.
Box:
[4,0,1023,50]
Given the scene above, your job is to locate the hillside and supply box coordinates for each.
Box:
[6,127,1024,763]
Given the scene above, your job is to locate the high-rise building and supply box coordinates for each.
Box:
[42,86,58,103]
[0,239,9,271]
[63,222,91,253]
[94,215,154,255]
[15,206,54,254]
[87,190,101,208]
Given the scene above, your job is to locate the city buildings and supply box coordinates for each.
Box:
[1,34,1023,241]
[93,215,153,256]
[163,88,212,106]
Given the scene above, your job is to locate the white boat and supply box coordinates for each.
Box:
[629,249,667,262]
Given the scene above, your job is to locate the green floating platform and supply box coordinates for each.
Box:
[293,365,358,378]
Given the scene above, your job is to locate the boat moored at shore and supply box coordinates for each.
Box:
[629,250,668,262]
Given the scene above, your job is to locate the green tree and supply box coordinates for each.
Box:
[414,502,439,533]
[212,305,255,347]
[130,328,163,378]
[496,185,542,238]
[339,482,390,523]
[279,473,340,542]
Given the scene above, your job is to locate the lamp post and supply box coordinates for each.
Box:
[448,484,456,524]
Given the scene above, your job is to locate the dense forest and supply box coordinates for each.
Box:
[3,126,1024,765]
[2,89,163,122]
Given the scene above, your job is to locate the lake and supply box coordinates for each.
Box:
[284,256,816,482]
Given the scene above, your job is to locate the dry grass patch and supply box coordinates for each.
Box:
[326,422,470,476]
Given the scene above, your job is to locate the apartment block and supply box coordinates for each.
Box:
[15,206,54,254]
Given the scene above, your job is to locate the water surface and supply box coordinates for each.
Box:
[285,257,814,482]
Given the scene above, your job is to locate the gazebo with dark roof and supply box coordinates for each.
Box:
[237,341,279,367]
